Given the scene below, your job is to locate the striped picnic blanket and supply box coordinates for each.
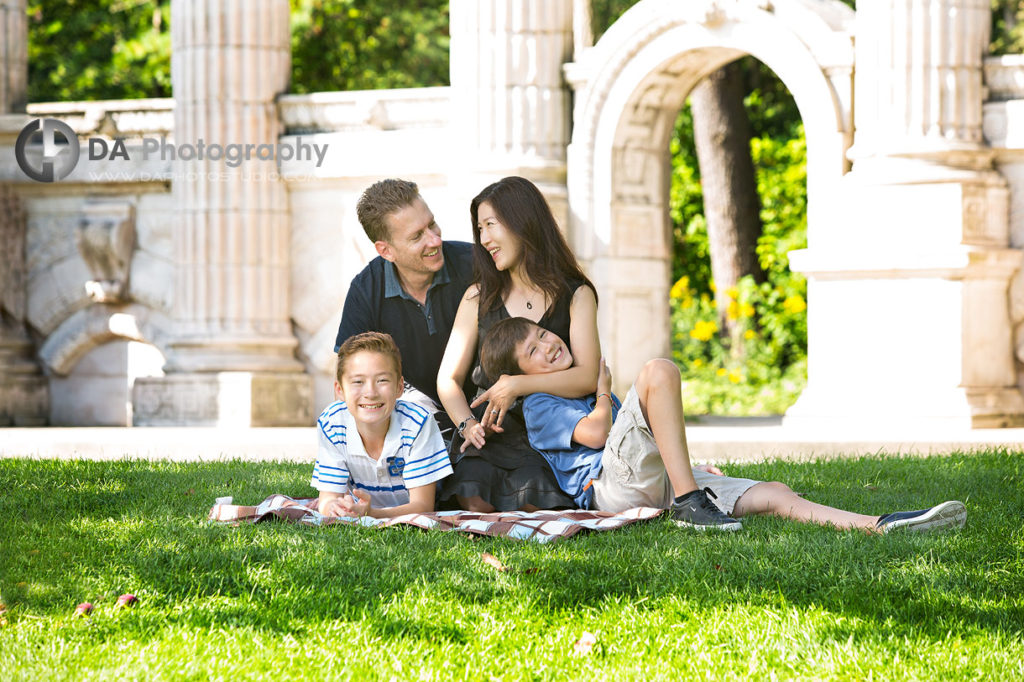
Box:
[208,494,664,544]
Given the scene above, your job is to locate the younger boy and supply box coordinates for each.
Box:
[480,317,967,534]
[312,332,453,518]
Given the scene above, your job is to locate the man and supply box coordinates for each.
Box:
[335,179,475,435]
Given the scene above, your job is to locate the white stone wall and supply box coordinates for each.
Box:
[984,56,1024,400]
[2,0,1022,427]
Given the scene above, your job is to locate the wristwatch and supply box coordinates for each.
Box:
[457,416,477,437]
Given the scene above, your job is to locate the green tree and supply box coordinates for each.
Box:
[27,0,171,103]
[991,0,1024,54]
[289,0,449,93]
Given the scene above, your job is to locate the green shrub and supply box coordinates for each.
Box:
[669,114,808,416]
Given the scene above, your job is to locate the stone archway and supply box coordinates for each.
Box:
[566,0,854,391]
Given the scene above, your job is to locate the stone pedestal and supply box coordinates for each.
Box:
[133,0,312,426]
[787,0,1024,428]
[133,373,312,427]
[449,0,573,220]
[0,326,48,426]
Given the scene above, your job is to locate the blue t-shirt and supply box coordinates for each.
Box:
[522,392,621,508]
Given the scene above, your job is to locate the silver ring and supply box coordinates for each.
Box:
[491,409,499,415]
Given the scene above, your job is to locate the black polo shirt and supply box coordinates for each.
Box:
[334,241,475,405]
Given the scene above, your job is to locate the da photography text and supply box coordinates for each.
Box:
[15,117,329,183]
[88,137,328,168]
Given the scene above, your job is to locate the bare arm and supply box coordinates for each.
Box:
[475,286,602,428]
[318,484,436,519]
[437,285,492,450]
[572,358,614,449]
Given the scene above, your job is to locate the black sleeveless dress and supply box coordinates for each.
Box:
[437,281,583,511]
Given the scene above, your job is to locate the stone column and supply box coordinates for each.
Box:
[788,0,1024,428]
[0,0,46,425]
[852,0,987,157]
[133,0,312,426]
[449,0,573,222]
[0,0,27,113]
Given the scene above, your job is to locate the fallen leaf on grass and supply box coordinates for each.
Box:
[482,552,508,571]
[481,553,540,574]
[573,631,597,655]
[74,602,93,617]
[864,484,878,491]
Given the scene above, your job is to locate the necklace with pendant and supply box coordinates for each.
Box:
[526,300,533,310]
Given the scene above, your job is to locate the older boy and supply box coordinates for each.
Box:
[480,317,967,534]
[312,332,452,518]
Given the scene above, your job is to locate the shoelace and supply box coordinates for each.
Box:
[697,487,723,513]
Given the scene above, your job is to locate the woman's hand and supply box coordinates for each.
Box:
[470,374,522,430]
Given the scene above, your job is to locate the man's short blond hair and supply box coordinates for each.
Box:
[356,179,421,243]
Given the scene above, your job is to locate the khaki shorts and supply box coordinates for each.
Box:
[591,386,761,514]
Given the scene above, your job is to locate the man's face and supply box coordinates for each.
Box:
[376,197,444,280]
[514,324,574,375]
[335,350,403,430]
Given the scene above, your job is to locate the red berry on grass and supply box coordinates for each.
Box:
[116,594,138,608]
[74,602,93,617]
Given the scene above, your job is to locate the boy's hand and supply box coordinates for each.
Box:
[597,357,612,396]
[460,421,492,453]
[694,464,724,476]
[470,375,520,430]
[318,495,350,518]
[338,490,372,517]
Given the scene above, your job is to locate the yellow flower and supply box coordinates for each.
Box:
[716,368,727,377]
[689,320,718,341]
[726,286,739,300]
[740,303,755,318]
[692,358,704,369]
[669,276,690,301]
[726,300,739,320]
[744,329,757,340]
[782,295,807,314]
[728,370,742,384]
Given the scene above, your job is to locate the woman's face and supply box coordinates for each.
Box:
[476,201,522,272]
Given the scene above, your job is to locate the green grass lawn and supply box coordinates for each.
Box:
[1,451,1022,680]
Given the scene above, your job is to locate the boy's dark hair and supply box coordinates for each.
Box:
[356,179,421,243]
[480,317,535,383]
[336,332,403,384]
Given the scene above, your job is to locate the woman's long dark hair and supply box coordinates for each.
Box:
[471,176,596,314]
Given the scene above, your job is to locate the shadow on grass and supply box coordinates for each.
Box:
[1,453,1022,644]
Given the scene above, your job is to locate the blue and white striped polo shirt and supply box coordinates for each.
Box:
[311,399,452,508]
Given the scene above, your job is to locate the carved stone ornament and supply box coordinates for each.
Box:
[77,200,136,303]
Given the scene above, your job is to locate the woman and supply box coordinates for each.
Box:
[436,176,602,511]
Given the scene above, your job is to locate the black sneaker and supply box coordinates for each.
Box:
[876,500,966,534]
[669,488,742,532]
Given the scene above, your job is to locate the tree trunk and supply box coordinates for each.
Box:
[690,61,765,339]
